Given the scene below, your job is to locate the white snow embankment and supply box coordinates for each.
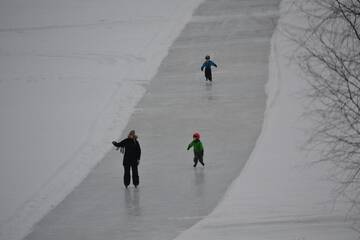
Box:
[173,0,358,239]
[0,1,204,240]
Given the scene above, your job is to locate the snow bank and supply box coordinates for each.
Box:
[0,1,204,240]
[173,0,358,239]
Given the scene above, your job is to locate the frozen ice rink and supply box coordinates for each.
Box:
[24,0,280,239]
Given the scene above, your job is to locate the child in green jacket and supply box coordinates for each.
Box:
[187,132,204,167]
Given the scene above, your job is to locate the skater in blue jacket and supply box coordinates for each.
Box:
[201,55,217,82]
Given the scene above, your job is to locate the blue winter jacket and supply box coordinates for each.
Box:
[201,60,217,71]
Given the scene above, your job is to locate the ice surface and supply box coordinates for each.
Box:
[23,0,278,240]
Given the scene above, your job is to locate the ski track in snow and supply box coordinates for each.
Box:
[0,17,172,33]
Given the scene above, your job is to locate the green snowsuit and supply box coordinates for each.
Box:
[187,139,204,153]
[187,139,204,167]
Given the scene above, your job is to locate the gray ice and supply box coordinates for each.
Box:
[25,0,279,239]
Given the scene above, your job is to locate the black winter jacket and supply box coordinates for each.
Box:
[113,138,141,165]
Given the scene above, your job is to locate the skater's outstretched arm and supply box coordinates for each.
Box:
[187,141,194,150]
[112,139,127,148]
[210,60,217,68]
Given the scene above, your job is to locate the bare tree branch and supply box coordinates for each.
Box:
[291,0,360,227]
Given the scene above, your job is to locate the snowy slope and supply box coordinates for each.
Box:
[173,0,358,239]
[0,1,204,240]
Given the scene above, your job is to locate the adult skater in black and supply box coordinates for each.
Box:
[201,55,217,82]
[112,130,141,188]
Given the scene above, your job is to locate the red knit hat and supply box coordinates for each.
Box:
[193,132,200,139]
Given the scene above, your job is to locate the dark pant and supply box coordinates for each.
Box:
[204,68,212,81]
[123,163,139,186]
[193,151,204,167]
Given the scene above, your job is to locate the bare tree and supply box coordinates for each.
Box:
[294,0,360,220]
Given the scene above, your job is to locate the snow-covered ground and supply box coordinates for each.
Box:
[0,0,203,239]
[1,0,359,239]
[173,0,358,239]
